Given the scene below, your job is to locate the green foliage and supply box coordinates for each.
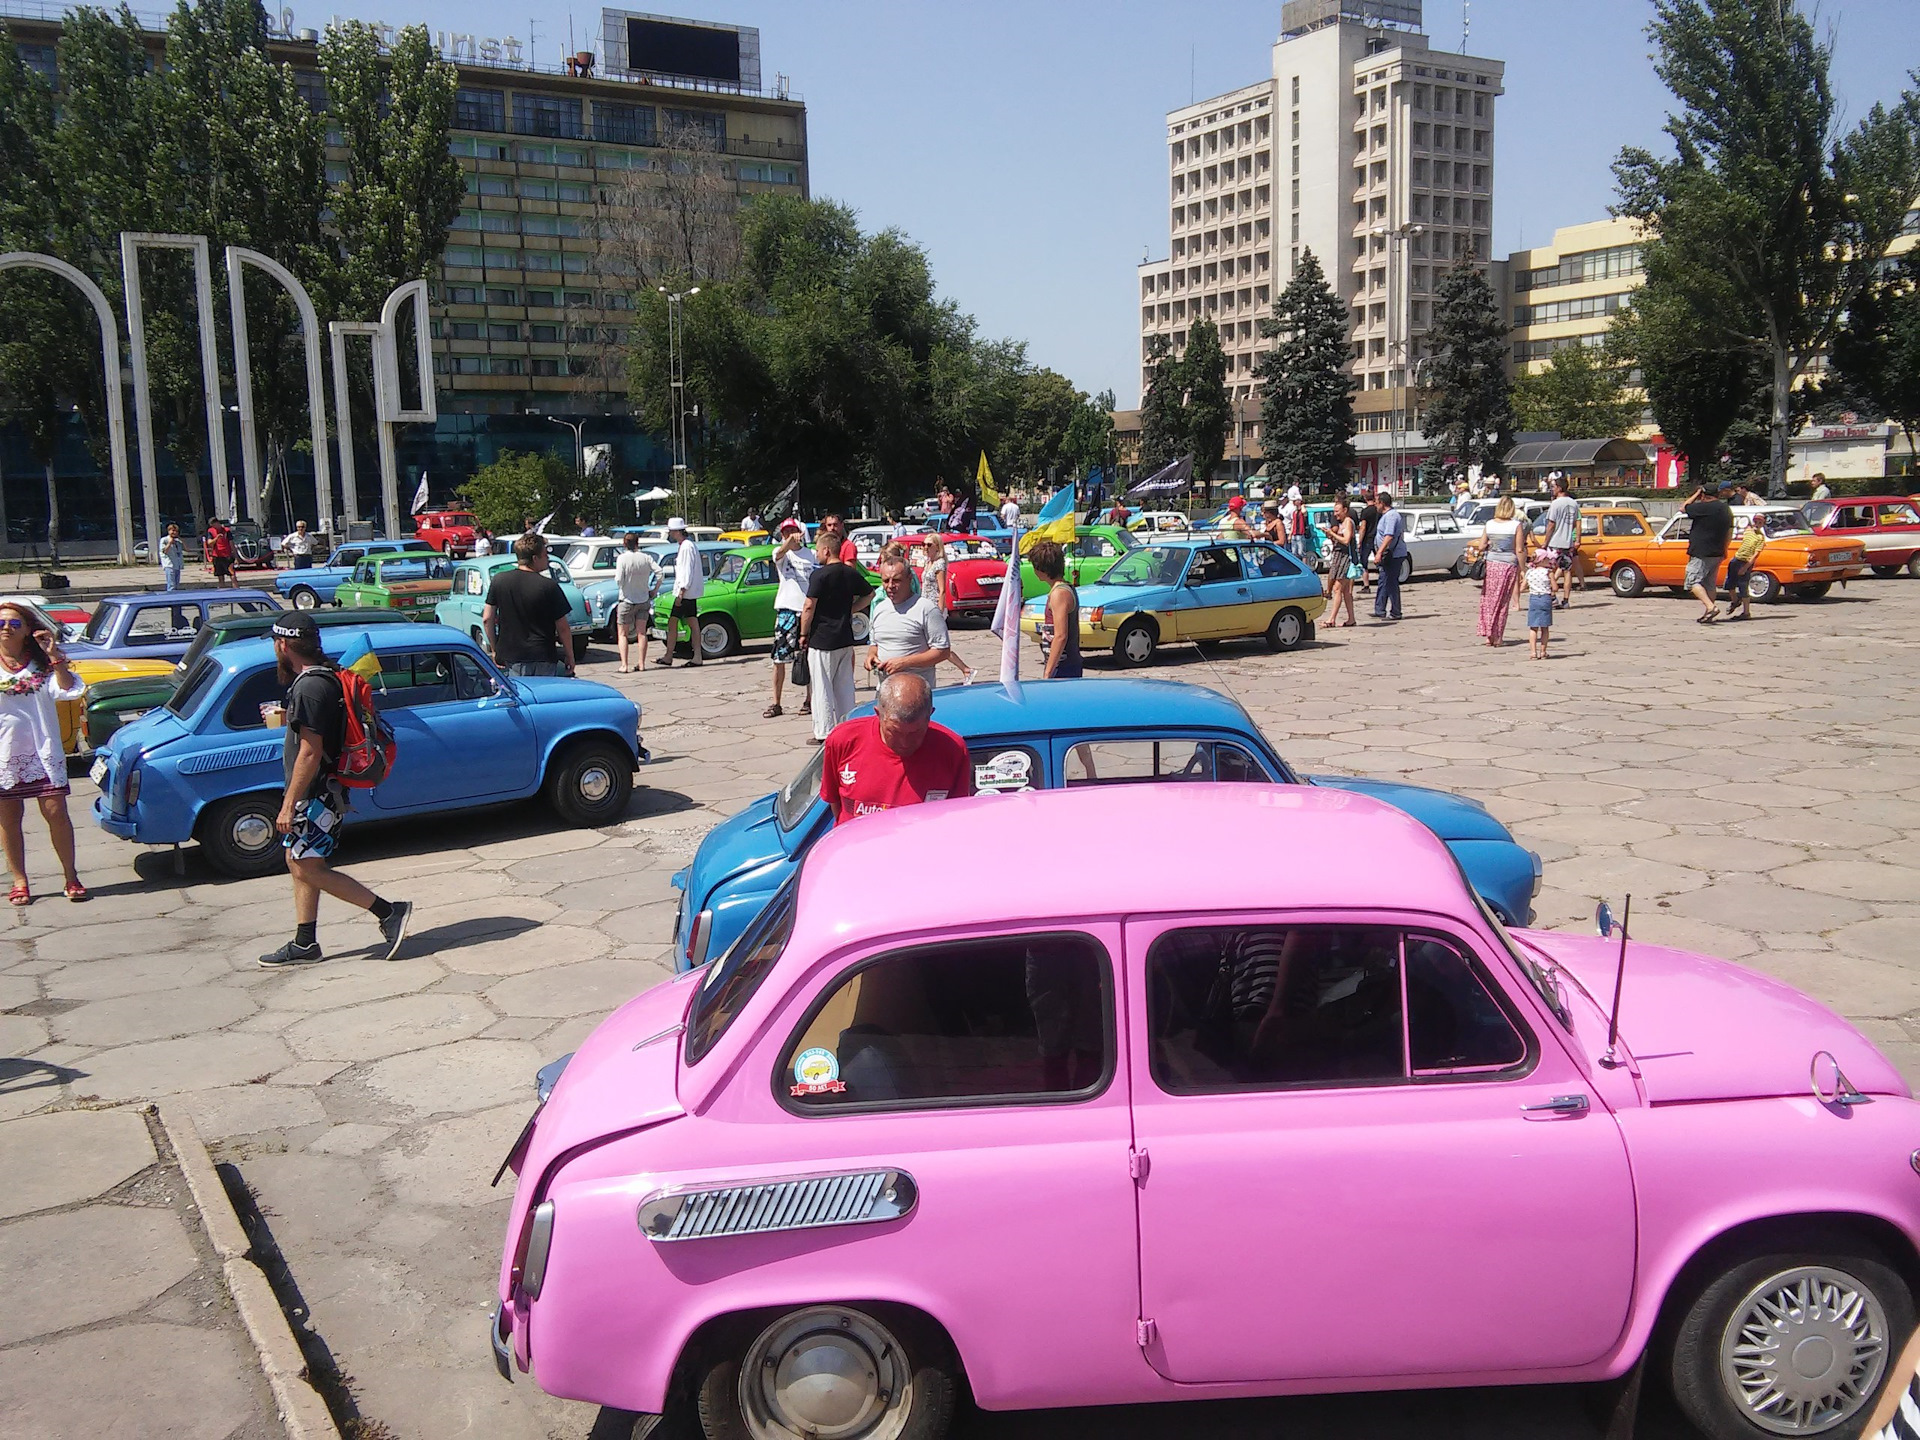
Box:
[1254,248,1354,487]
[1137,334,1183,477]
[1615,0,1920,494]
[1510,343,1644,439]
[1422,253,1513,471]
[1181,318,1230,487]
[1830,253,1920,456]
[1061,388,1117,481]
[458,449,573,534]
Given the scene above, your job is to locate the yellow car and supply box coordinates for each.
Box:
[717,528,771,546]
[62,657,175,754]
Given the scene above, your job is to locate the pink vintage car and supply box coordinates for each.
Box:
[494,785,1920,1440]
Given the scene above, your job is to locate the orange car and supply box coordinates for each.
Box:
[1582,506,1867,603]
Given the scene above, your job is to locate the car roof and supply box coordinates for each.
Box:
[216,622,469,670]
[1129,536,1251,550]
[796,784,1463,949]
[101,588,277,604]
[916,677,1260,737]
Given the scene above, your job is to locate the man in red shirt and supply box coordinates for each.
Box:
[205,518,235,588]
[821,673,972,824]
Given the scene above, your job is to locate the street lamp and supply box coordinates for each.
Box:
[543,414,586,479]
[1386,223,1424,496]
[658,285,700,509]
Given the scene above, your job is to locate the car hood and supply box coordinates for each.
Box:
[525,972,695,1169]
[681,790,801,910]
[1052,580,1172,612]
[86,674,177,704]
[1305,775,1512,842]
[1519,931,1909,1105]
[511,675,628,706]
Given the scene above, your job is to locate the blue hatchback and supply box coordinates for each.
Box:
[668,678,1542,971]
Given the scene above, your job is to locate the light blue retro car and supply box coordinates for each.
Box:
[90,623,645,878]
[1022,536,1328,666]
[579,541,732,641]
[436,555,593,663]
[275,542,438,609]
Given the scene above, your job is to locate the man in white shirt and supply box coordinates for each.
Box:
[767,519,815,717]
[612,531,658,674]
[865,556,952,692]
[657,517,706,668]
[282,520,316,569]
[1810,472,1832,502]
[998,495,1021,531]
[1543,475,1581,609]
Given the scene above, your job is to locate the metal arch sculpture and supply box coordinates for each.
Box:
[0,251,137,563]
[225,246,335,538]
[333,278,437,541]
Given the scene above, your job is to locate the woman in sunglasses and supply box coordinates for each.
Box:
[0,600,87,904]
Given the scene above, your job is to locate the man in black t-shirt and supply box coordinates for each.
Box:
[1681,482,1736,623]
[262,613,412,968]
[802,533,873,744]
[483,534,576,675]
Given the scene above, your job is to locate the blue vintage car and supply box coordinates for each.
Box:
[275,542,438,609]
[579,541,732,641]
[67,589,281,663]
[1023,536,1328,665]
[91,623,645,878]
[668,678,1542,971]
[435,555,593,663]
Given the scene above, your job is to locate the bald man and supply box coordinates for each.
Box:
[819,673,972,824]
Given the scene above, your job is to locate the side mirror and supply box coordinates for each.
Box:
[1595,900,1614,938]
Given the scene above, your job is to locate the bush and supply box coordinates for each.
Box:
[458,450,573,535]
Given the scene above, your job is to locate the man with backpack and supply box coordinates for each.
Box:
[260,613,411,968]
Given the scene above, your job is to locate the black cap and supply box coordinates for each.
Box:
[270,612,320,644]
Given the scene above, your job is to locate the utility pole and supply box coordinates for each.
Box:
[659,286,700,511]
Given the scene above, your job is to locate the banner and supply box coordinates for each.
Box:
[1129,454,1194,496]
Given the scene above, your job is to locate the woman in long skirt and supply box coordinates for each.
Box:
[1476,496,1526,646]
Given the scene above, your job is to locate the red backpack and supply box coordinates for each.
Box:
[334,668,397,789]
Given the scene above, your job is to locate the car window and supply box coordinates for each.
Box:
[206,602,269,623]
[81,605,119,642]
[351,562,371,583]
[1102,547,1187,587]
[779,932,1112,1112]
[590,547,618,571]
[1063,738,1273,784]
[740,558,774,587]
[1835,504,1875,528]
[1600,514,1646,537]
[1882,503,1920,526]
[547,561,572,585]
[686,881,798,1065]
[971,744,1040,794]
[221,665,287,730]
[1245,544,1301,579]
[776,747,826,831]
[336,548,363,567]
[166,657,222,718]
[1404,935,1531,1073]
[126,604,202,645]
[1664,517,1691,541]
[1189,547,1242,585]
[453,653,498,700]
[375,557,449,583]
[460,567,483,597]
[371,651,458,709]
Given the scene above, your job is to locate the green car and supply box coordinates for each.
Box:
[82,607,396,750]
[1018,524,1141,599]
[652,544,871,660]
[435,555,593,663]
[331,552,456,617]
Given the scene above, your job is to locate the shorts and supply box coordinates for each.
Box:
[771,607,802,664]
[211,555,233,578]
[1684,556,1720,591]
[670,596,699,619]
[616,600,648,640]
[284,784,346,862]
[1723,559,1752,597]
[1527,594,1554,630]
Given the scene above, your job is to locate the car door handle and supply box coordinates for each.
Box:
[1521,1094,1590,1116]
[1236,587,1249,595]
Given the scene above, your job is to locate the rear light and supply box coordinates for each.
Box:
[513,1200,556,1299]
[685,908,712,967]
[126,767,142,806]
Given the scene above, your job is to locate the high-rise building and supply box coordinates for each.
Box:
[1138,0,1502,485]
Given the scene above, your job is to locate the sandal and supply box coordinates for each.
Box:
[763,704,783,718]
[8,884,28,907]
[799,701,812,715]
[64,880,89,903]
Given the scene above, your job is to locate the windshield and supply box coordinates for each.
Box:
[1101,547,1189,587]
[165,656,222,719]
[1801,501,1834,524]
[685,879,797,1065]
[81,605,118,643]
[1470,888,1572,1032]
[1107,527,1143,552]
[776,748,825,831]
[1755,511,1812,537]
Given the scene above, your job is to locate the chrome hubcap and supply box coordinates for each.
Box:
[1275,612,1302,646]
[1720,1265,1888,1434]
[232,813,275,853]
[740,1307,910,1440]
[292,590,316,609]
[700,623,728,656]
[577,765,613,804]
[1122,630,1151,662]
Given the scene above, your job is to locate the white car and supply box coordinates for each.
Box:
[625,523,723,545]
[1127,510,1200,534]
[1395,507,1476,580]
[543,535,626,580]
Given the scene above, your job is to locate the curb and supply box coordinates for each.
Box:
[155,1102,341,1440]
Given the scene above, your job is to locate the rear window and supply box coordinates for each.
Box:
[166,657,222,719]
[686,881,797,1065]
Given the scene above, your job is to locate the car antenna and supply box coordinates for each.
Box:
[1600,893,1631,1069]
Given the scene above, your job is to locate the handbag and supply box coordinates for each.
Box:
[1346,560,1363,581]
[790,649,809,687]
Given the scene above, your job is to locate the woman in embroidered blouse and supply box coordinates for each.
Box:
[0,601,87,904]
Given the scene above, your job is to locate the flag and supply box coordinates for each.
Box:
[534,512,554,534]
[410,473,431,514]
[225,479,237,523]
[1128,454,1194,497]
[975,451,1002,506]
[988,515,1022,687]
[1018,486,1077,555]
[335,632,384,682]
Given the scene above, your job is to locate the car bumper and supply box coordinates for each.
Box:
[91,796,139,840]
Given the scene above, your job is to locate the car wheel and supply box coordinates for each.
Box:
[1113,617,1157,667]
[573,633,592,663]
[699,616,739,659]
[544,737,633,827]
[1266,606,1309,651]
[696,1304,957,1440]
[1451,552,1473,579]
[1871,564,1901,578]
[1746,570,1782,604]
[1908,554,1920,578]
[288,585,320,610]
[197,793,285,879]
[1611,562,1646,598]
[1397,555,1413,585]
[1669,1248,1909,1440]
[851,610,871,644]
[1788,582,1833,601]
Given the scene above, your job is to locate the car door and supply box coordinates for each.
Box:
[1647,515,1691,584]
[1126,912,1636,1385]
[1239,542,1306,622]
[734,557,778,637]
[1874,502,1920,561]
[1168,545,1248,639]
[363,648,538,811]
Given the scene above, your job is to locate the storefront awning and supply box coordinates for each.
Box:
[1503,438,1650,471]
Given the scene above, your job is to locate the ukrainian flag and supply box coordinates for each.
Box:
[1018,486,1077,554]
[335,633,384,682]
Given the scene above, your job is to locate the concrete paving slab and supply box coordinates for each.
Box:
[73,1032,295,1102]
[51,985,255,1048]
[359,1037,543,1118]
[283,992,494,1063]
[0,1108,155,1218]
[182,1082,330,1140]
[0,1322,262,1440]
[0,1203,198,1344]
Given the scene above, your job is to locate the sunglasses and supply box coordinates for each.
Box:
[0,618,27,630]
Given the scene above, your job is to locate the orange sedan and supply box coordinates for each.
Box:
[1583,506,1867,603]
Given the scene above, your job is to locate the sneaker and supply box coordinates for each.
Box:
[259,939,324,968]
[378,900,414,962]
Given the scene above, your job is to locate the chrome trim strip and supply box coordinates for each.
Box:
[637,1168,917,1243]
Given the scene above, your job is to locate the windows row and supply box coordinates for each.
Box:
[1170,152,1270,196]
[1406,159,1489,190]
[433,353,600,378]
[437,284,627,310]
[442,245,594,273]
[435,321,626,344]
[1409,125,1490,154]
[1513,243,1643,293]
[1514,291,1628,326]
[1167,113,1271,166]
[451,209,590,238]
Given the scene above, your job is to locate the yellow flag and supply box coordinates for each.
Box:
[975,451,1002,507]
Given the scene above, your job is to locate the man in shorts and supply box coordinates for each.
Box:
[613,531,657,673]
[1682,480,1735,624]
[1543,475,1581,608]
[205,518,235,588]
[767,519,814,718]
[261,613,411,967]
[658,517,705,666]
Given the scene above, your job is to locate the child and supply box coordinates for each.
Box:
[1525,549,1554,659]
[1721,515,1767,620]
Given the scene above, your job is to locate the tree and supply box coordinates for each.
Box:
[1510,343,1644,438]
[1830,253,1920,459]
[1616,1,1920,496]
[458,449,573,534]
[1609,291,1756,478]
[1061,388,1116,482]
[1254,247,1354,489]
[1421,252,1513,473]
[1181,318,1230,489]
[1001,368,1079,487]
[1137,334,1184,477]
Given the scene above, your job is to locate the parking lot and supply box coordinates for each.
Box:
[7,568,1920,1438]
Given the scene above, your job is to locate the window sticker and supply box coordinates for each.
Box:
[974,749,1033,793]
[790,1046,846,1097]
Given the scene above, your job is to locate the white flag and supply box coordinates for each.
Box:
[411,474,431,514]
[988,518,1022,690]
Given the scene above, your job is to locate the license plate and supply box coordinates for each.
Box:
[979,575,1003,587]
[89,757,108,786]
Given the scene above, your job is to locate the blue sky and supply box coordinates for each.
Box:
[305,0,1916,404]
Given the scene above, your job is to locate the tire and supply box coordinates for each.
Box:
[851,611,870,644]
[573,633,592,663]
[287,585,320,610]
[470,626,488,653]
[1908,554,1920,578]
[698,615,738,659]
[1265,606,1310,652]
[1668,1246,1910,1440]
[1611,562,1646,598]
[1746,570,1781,604]
[1789,582,1833,601]
[1871,565,1901,579]
[1397,555,1413,586]
[544,737,633,827]
[696,1305,956,1440]
[1113,617,1157,667]
[197,793,285,879]
[1451,552,1473,579]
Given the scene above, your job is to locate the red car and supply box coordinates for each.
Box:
[913,531,1010,620]
[1803,495,1920,577]
[409,509,477,558]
